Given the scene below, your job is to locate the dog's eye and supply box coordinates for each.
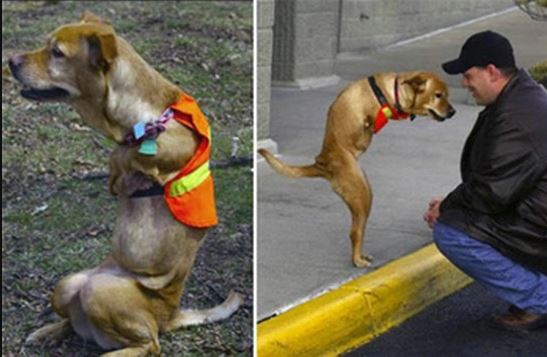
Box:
[51,47,65,59]
[434,93,443,99]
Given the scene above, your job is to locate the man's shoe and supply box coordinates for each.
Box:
[493,308,547,331]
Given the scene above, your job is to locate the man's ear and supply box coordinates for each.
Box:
[87,33,117,70]
[80,10,109,25]
[485,64,503,82]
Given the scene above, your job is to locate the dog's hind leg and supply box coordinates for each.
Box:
[78,274,162,356]
[51,270,93,316]
[330,152,373,268]
[163,290,244,332]
[26,269,95,345]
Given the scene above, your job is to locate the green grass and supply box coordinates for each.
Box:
[214,166,253,233]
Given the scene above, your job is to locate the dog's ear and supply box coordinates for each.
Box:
[87,33,117,70]
[399,74,428,108]
[398,74,428,109]
[401,74,427,94]
[80,11,110,25]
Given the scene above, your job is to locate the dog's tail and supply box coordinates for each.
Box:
[164,290,244,331]
[26,319,72,345]
[258,149,325,178]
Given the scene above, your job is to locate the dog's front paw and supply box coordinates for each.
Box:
[108,173,122,196]
[353,253,373,268]
[108,158,125,196]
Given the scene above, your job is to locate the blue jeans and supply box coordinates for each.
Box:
[433,222,547,314]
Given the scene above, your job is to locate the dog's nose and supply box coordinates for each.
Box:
[447,106,456,118]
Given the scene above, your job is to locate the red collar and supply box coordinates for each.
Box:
[373,104,410,133]
[371,76,415,134]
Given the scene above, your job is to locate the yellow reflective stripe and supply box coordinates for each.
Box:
[169,161,210,197]
[382,106,393,119]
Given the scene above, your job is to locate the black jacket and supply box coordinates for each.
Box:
[439,69,547,274]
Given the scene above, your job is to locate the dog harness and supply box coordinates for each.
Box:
[368,76,415,134]
[124,93,218,228]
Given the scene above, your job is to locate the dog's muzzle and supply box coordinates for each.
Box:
[8,55,70,101]
[429,106,456,121]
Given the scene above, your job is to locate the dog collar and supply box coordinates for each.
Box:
[368,76,415,134]
[121,108,174,155]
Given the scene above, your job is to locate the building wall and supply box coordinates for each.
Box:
[272,0,339,84]
[339,0,514,53]
[271,0,514,85]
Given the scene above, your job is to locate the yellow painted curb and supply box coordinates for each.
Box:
[257,244,472,356]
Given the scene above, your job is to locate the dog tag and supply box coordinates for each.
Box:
[138,139,157,156]
[133,122,146,140]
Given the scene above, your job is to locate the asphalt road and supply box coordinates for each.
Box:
[345,282,547,357]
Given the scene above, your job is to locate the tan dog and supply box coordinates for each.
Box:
[259,71,455,268]
[9,11,243,356]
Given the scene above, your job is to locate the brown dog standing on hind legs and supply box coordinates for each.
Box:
[9,11,243,356]
[259,71,456,268]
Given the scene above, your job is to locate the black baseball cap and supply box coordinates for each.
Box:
[442,31,515,74]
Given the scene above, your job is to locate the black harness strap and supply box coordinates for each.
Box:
[368,76,388,106]
[130,183,164,198]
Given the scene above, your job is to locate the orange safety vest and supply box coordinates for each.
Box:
[163,93,218,228]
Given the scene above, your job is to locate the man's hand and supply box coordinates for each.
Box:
[423,196,443,229]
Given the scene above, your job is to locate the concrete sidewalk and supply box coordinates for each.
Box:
[257,7,546,355]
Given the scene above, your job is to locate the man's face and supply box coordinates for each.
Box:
[461,66,497,105]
